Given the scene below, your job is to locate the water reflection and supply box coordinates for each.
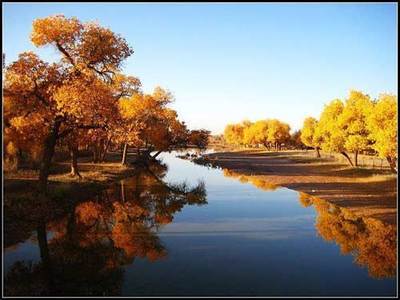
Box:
[4,153,396,296]
[4,162,207,296]
[299,192,396,279]
[221,168,397,280]
[223,169,279,191]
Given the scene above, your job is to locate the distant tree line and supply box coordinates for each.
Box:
[223,119,295,150]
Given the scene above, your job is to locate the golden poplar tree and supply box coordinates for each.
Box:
[366,94,398,172]
[301,117,321,157]
[4,15,134,191]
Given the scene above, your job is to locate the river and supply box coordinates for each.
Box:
[3,151,397,296]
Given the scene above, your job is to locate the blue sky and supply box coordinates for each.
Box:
[2,3,398,134]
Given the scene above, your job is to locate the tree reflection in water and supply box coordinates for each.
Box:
[222,168,396,280]
[223,169,278,191]
[4,162,207,296]
[298,192,396,279]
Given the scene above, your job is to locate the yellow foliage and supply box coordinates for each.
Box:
[366,94,397,160]
[223,169,278,191]
[243,120,268,146]
[54,75,117,126]
[316,99,345,153]
[4,14,137,176]
[31,15,83,47]
[301,117,319,149]
[117,87,188,151]
[339,90,373,153]
[300,90,397,170]
[224,119,290,148]
[224,122,250,146]
[31,14,132,70]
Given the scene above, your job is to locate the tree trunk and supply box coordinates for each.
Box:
[354,151,359,167]
[39,121,61,193]
[386,156,397,173]
[315,147,321,158]
[152,150,163,159]
[70,147,81,178]
[120,180,126,202]
[37,222,54,293]
[121,143,128,165]
[92,145,99,163]
[100,136,112,162]
[134,174,141,200]
[18,148,23,162]
[145,149,152,158]
[340,151,354,166]
[139,149,152,161]
[10,148,23,171]
[37,223,50,267]
[67,205,77,242]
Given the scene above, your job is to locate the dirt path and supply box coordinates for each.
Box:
[202,150,397,225]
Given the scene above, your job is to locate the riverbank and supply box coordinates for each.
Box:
[198,149,397,225]
[4,152,138,207]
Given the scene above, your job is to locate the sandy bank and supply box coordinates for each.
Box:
[201,150,397,225]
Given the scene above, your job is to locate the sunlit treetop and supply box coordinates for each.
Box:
[301,117,319,149]
[316,99,346,153]
[338,90,373,153]
[366,94,397,160]
[151,86,175,105]
[31,14,133,79]
[111,73,141,99]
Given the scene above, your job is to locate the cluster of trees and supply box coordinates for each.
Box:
[301,90,397,172]
[3,15,210,191]
[223,119,292,150]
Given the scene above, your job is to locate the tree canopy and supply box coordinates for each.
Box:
[223,119,291,150]
[3,14,211,189]
[301,90,397,171]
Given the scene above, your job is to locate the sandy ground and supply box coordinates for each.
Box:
[202,149,397,225]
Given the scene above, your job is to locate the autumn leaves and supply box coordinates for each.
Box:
[222,89,397,173]
[4,15,138,189]
[300,91,397,172]
[224,119,291,151]
[3,15,210,191]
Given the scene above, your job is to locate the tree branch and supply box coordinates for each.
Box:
[56,42,75,66]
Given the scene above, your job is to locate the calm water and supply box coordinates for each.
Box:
[3,152,397,296]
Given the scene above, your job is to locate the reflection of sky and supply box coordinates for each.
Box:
[160,151,317,223]
[159,215,315,240]
[161,215,314,234]
[4,239,41,271]
[122,233,396,296]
